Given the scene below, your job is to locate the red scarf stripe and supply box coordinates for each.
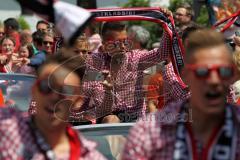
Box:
[67,126,81,160]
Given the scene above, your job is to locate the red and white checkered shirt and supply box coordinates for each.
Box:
[122,101,240,160]
[0,108,106,160]
[82,32,171,119]
[163,62,190,105]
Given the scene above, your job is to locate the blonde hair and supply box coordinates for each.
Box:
[185,29,226,63]
[233,50,240,72]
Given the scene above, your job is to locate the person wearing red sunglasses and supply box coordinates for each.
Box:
[0,50,106,160]
[82,8,173,123]
[122,29,240,160]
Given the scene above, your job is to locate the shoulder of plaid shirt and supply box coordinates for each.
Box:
[162,62,190,105]
[82,32,171,116]
[0,107,106,160]
[121,101,240,160]
[162,61,235,105]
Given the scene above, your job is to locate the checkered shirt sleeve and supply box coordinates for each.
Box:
[82,81,115,119]
[135,32,171,70]
[122,120,159,160]
[163,62,190,104]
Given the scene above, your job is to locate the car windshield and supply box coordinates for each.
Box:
[0,74,35,111]
[75,123,133,160]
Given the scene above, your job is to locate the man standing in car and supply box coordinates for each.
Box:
[82,9,173,123]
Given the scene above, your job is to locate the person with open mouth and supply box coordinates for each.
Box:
[0,49,106,160]
[122,29,240,160]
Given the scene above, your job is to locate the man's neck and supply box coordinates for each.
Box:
[189,103,225,145]
[33,119,69,148]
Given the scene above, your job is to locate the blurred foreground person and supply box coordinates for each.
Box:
[0,50,105,159]
[122,29,240,159]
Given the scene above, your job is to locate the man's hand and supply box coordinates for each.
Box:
[100,70,113,90]
[21,58,30,65]
[0,55,8,65]
[160,8,173,17]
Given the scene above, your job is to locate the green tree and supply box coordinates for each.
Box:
[195,6,209,26]
[122,0,149,7]
[169,0,191,12]
[17,16,30,30]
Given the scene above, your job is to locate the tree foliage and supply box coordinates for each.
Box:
[122,0,150,7]
[17,16,30,30]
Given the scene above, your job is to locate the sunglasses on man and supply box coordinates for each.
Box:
[105,39,132,51]
[36,78,81,96]
[43,41,54,46]
[185,64,235,80]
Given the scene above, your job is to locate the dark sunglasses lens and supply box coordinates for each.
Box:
[218,67,233,79]
[62,85,75,95]
[39,80,52,94]
[43,41,53,45]
[195,68,209,78]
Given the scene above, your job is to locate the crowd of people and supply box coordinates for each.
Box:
[0,1,240,159]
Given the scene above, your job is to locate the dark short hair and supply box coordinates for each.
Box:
[36,20,49,28]
[37,48,86,81]
[32,30,45,46]
[182,24,203,43]
[185,29,227,63]
[4,18,19,31]
[101,21,126,39]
